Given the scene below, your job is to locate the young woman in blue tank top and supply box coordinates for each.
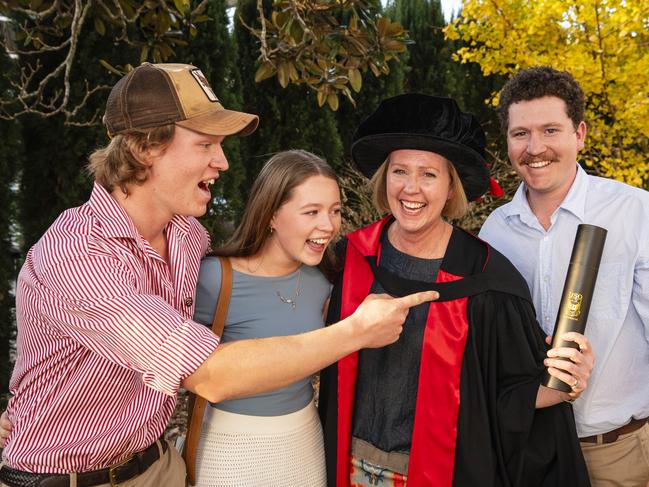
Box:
[191,150,341,486]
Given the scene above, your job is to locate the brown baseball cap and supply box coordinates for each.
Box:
[104,63,259,137]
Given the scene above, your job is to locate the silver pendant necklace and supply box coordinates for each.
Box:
[276,268,301,310]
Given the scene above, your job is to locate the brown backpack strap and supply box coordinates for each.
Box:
[183,256,233,486]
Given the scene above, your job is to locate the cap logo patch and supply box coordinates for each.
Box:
[190,69,219,102]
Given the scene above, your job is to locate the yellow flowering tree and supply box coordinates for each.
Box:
[446,0,649,187]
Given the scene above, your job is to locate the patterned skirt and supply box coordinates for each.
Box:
[194,401,326,486]
[350,456,408,486]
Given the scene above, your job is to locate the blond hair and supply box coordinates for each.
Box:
[87,124,176,194]
[370,154,469,220]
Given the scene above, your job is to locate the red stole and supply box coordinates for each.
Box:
[336,217,469,487]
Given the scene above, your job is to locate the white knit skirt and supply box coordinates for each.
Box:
[194,401,326,487]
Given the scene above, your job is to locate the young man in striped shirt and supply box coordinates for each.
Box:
[0,63,436,487]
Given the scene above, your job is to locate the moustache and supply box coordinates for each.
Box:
[520,151,558,165]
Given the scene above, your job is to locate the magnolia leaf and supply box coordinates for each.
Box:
[276,11,290,29]
[277,62,290,88]
[316,58,329,70]
[289,21,303,42]
[317,89,327,107]
[304,60,323,75]
[384,39,407,52]
[255,62,276,83]
[349,14,358,31]
[173,0,190,14]
[99,59,123,76]
[288,62,299,81]
[157,12,171,36]
[140,46,149,63]
[385,21,404,37]
[94,17,106,36]
[326,93,339,111]
[377,17,389,37]
[168,37,189,46]
[348,68,362,92]
[121,1,136,18]
[158,42,174,60]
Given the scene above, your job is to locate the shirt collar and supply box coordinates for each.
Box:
[503,164,587,223]
[167,214,191,238]
[88,182,191,241]
[88,183,141,240]
[556,164,587,222]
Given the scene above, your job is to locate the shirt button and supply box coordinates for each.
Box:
[184,297,193,307]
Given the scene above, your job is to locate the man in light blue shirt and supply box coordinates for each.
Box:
[480,66,649,487]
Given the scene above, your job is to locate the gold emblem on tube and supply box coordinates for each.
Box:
[565,291,583,321]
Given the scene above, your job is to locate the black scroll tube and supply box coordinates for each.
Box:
[543,224,607,392]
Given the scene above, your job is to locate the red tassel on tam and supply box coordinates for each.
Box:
[489,177,505,198]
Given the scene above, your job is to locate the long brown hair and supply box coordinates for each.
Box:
[213,150,339,277]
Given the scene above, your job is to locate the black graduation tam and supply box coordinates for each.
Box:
[351,94,490,201]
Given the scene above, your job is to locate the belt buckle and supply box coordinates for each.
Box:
[108,454,134,487]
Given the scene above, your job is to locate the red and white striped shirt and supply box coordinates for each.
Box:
[4,183,219,473]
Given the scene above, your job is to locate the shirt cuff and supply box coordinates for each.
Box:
[143,321,219,396]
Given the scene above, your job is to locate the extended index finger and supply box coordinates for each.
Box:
[394,290,439,309]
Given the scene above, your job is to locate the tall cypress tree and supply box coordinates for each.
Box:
[393,0,449,95]
[393,0,504,147]
[17,116,99,250]
[0,52,20,395]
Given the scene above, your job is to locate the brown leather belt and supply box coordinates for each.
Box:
[0,438,167,487]
[579,417,649,444]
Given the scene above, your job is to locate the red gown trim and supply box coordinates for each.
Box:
[336,216,469,487]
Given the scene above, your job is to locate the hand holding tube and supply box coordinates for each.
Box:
[544,332,594,400]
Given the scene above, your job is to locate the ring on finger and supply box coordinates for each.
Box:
[570,377,579,391]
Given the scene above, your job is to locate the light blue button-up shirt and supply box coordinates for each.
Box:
[480,165,649,437]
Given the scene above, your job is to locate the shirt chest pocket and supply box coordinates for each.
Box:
[589,262,630,321]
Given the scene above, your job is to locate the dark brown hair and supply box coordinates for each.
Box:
[498,66,585,133]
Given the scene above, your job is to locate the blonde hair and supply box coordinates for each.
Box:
[87,124,176,194]
[370,154,469,220]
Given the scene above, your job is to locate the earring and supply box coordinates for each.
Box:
[269,226,274,234]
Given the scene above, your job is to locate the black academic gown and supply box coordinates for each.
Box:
[319,216,590,487]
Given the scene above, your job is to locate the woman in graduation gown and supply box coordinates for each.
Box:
[319,94,593,487]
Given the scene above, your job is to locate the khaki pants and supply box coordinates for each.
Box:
[581,422,649,487]
[1,440,186,487]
